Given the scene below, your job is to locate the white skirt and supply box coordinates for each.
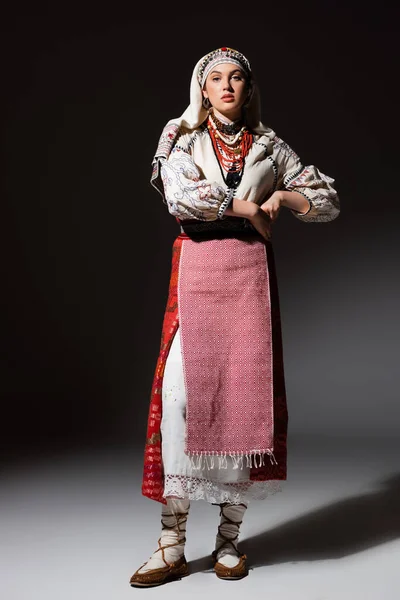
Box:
[161,326,284,504]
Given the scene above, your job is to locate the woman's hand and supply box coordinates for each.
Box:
[248,191,284,240]
[259,191,284,222]
[248,208,272,241]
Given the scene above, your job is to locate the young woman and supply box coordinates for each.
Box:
[130,47,340,587]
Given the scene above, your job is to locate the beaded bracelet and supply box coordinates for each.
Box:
[217,187,235,219]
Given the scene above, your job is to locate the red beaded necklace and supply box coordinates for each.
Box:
[207,113,253,174]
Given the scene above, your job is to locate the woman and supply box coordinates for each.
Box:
[130,47,340,587]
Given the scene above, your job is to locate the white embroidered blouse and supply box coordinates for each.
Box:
[160,124,340,224]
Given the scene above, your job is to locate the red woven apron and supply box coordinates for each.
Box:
[141,233,288,504]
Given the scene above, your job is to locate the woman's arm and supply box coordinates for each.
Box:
[258,189,311,222]
[223,198,259,219]
[278,190,311,214]
[159,129,238,222]
[160,148,227,221]
[274,136,340,223]
[224,198,272,241]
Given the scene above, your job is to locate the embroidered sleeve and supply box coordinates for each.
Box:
[160,134,230,222]
[274,136,340,223]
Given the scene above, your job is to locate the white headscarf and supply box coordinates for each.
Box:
[151,47,275,196]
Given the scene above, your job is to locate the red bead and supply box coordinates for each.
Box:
[221,47,227,51]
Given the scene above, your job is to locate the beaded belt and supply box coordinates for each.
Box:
[178,217,268,242]
[179,216,257,235]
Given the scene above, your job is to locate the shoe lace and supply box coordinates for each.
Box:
[154,509,189,567]
[214,502,247,559]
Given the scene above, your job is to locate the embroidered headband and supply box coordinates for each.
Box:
[198,47,251,89]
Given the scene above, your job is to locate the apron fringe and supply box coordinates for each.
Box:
[186,450,278,471]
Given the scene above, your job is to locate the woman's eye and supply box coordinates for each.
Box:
[212,77,220,82]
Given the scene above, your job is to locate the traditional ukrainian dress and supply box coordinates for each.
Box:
[141,118,340,505]
[141,52,340,506]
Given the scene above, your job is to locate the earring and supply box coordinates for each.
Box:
[202,97,211,109]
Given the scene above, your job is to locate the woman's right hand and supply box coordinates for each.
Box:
[224,199,272,240]
[248,207,272,241]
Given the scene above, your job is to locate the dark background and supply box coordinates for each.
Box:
[2,2,398,464]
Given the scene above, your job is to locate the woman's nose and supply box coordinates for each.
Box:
[222,79,233,90]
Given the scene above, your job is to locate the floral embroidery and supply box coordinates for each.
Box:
[161,150,227,221]
[198,183,212,200]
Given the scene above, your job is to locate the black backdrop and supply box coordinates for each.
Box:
[1,2,398,462]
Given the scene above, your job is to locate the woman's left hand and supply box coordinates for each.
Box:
[259,191,284,222]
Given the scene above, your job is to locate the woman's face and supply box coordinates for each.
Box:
[202,62,249,120]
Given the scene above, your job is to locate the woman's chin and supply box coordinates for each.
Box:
[213,105,242,120]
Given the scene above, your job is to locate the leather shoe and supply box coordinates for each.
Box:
[129,554,189,587]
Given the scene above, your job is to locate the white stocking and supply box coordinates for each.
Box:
[214,502,247,568]
[138,497,190,573]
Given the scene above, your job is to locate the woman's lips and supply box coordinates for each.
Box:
[221,95,234,101]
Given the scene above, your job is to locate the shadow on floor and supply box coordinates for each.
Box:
[187,471,400,574]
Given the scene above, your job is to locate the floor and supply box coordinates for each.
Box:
[2,434,399,600]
